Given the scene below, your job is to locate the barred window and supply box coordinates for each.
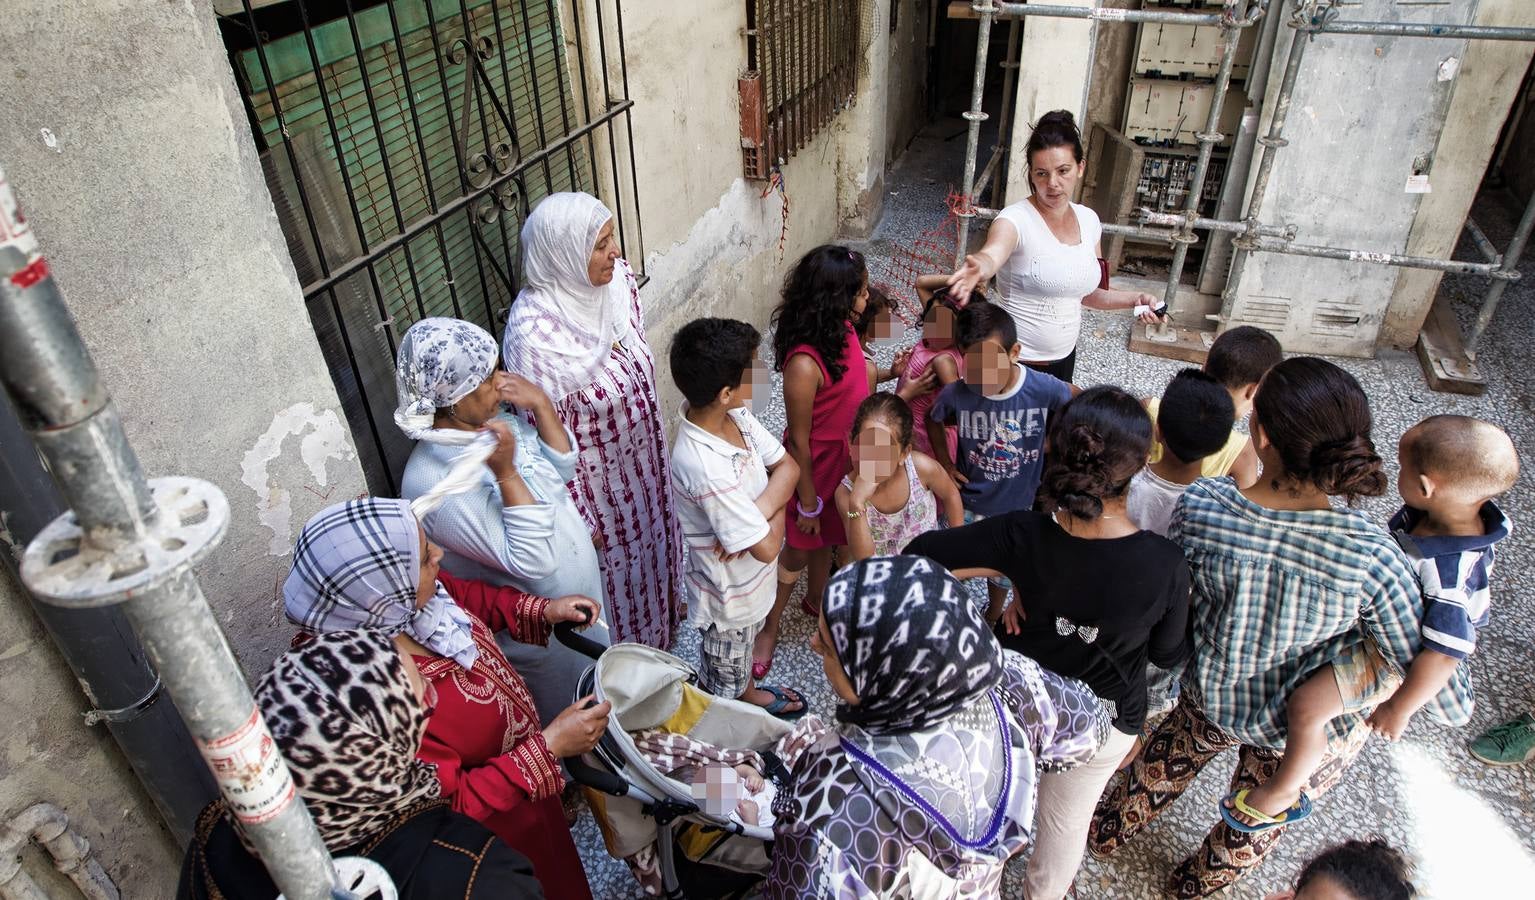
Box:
[740,0,860,179]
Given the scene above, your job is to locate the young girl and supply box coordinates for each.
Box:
[755,245,871,676]
[835,393,963,560]
[896,275,968,460]
[855,286,904,391]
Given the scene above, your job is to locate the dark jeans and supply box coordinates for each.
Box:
[1024,346,1076,383]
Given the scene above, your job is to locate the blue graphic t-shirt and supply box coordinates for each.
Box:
[929,364,1072,516]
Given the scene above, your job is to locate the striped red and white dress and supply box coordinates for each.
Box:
[518,264,684,648]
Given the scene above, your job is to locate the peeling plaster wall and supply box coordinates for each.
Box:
[0,1,367,892]
[619,0,899,420]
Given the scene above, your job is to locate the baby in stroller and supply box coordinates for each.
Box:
[633,730,777,829]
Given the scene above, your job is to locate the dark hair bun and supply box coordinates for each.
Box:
[1038,386,1152,521]
[1037,109,1078,133]
[1309,435,1387,499]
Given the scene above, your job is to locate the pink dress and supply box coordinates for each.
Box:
[534,267,685,648]
[898,341,963,461]
[784,323,870,550]
[839,456,940,556]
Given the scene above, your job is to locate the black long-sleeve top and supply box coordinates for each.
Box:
[906,510,1191,734]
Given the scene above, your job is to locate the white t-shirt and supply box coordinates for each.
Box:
[993,200,1103,362]
[1126,467,1189,538]
[670,406,786,629]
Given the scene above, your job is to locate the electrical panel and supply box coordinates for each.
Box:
[1134,18,1258,80]
[1134,150,1229,217]
[1123,79,1245,146]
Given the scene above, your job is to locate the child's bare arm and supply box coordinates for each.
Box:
[755,454,801,518]
[782,356,823,535]
[1367,649,1462,741]
[929,354,961,387]
[914,452,965,527]
[835,484,877,562]
[914,273,950,303]
[740,505,786,564]
[1228,437,1260,489]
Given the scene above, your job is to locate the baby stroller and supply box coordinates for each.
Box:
[554,624,794,900]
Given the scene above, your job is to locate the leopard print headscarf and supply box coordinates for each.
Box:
[255,631,441,851]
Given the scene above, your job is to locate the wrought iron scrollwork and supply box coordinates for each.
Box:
[444,34,523,230]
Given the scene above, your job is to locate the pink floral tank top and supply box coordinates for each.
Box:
[841,456,940,556]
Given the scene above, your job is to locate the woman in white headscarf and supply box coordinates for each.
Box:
[503,192,685,648]
[395,316,607,725]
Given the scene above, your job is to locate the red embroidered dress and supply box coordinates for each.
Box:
[415,572,592,899]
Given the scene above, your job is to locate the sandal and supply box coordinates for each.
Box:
[1219,788,1312,834]
[751,657,772,680]
[757,685,808,721]
[800,596,820,617]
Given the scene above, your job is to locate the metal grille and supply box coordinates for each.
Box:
[740,0,860,178]
[218,0,643,492]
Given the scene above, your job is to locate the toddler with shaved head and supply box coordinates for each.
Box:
[1224,414,1518,833]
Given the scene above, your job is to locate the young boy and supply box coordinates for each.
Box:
[1127,368,1236,537]
[927,299,1073,622]
[668,318,805,719]
[1225,414,1518,831]
[1147,325,1282,489]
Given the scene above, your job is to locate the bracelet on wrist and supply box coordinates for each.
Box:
[796,496,824,518]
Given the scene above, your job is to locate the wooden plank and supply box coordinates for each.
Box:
[1127,321,1215,365]
[947,1,981,21]
[1414,290,1487,395]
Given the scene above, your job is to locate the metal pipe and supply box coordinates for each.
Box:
[1160,0,1250,308]
[1466,185,1535,357]
[1244,237,1506,276]
[0,395,215,844]
[994,1,1247,27]
[1463,217,1502,266]
[989,18,1022,204]
[0,803,119,900]
[956,2,998,266]
[0,174,339,900]
[1137,208,1293,238]
[1219,6,1311,324]
[974,204,1182,244]
[1301,19,1535,42]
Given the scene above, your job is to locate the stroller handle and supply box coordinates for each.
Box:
[553,618,607,660]
[564,752,632,797]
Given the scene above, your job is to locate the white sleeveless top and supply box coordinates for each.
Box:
[993,200,1103,362]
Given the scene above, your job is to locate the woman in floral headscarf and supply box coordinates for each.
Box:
[767,555,1109,899]
[395,316,607,725]
[283,498,607,899]
[502,192,685,649]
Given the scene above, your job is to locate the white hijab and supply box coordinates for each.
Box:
[502,192,633,403]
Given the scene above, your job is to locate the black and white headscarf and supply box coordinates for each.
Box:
[283,498,478,668]
[255,630,441,851]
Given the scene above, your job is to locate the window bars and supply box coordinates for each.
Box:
[218,0,644,492]
[740,0,861,179]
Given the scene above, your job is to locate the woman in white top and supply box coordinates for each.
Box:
[948,110,1160,381]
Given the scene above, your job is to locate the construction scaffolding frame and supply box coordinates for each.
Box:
[954,0,1535,386]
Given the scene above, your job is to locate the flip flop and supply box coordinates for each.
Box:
[758,685,808,721]
[751,657,772,680]
[800,596,820,617]
[1219,788,1313,834]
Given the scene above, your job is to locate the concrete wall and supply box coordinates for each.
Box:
[1380,0,1535,348]
[614,0,902,418]
[1004,0,1095,205]
[0,0,369,893]
[885,0,932,165]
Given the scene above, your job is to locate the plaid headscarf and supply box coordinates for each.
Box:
[256,630,441,851]
[283,498,478,668]
[822,555,1004,734]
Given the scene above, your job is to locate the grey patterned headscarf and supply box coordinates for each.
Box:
[394,317,499,442]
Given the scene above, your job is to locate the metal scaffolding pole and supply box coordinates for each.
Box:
[1467,185,1535,358]
[955,2,998,266]
[1158,1,1258,313]
[0,168,340,900]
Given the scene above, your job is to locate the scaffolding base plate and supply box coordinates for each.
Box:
[1127,322,1215,365]
[1414,292,1487,396]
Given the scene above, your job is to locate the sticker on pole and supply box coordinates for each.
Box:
[199,709,296,826]
[1092,8,1129,19]
[0,166,41,259]
[1404,174,1432,194]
